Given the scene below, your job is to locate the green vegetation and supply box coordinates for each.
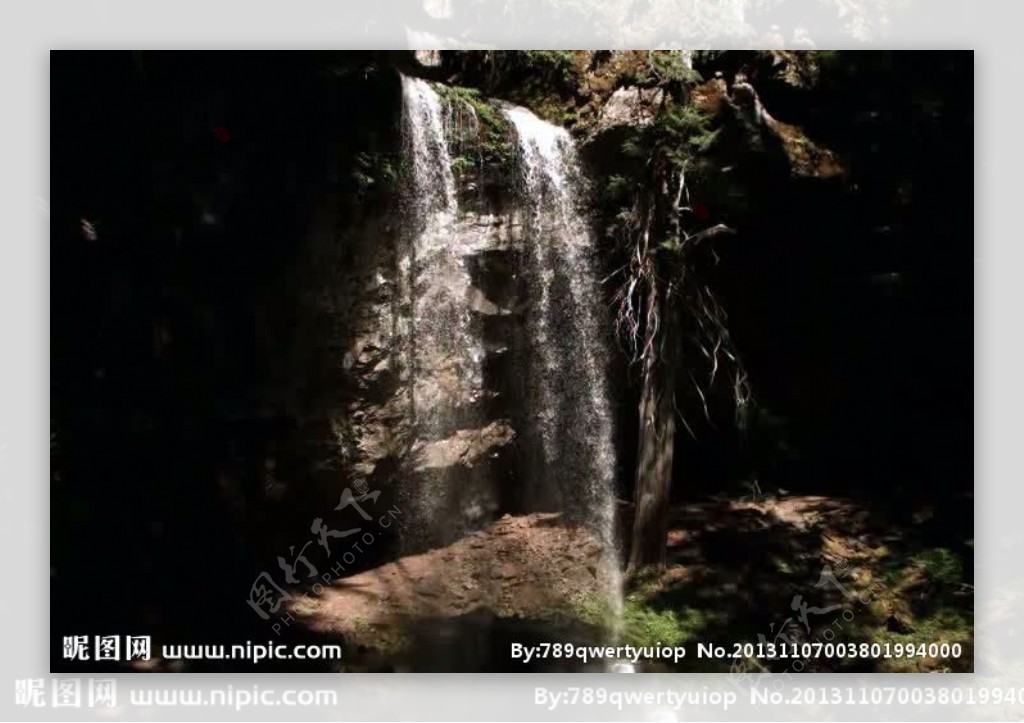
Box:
[622,103,719,165]
[604,103,720,244]
[615,51,702,90]
[855,545,972,671]
[620,595,718,648]
[573,577,722,653]
[475,50,581,93]
[573,591,617,629]
[435,84,517,177]
[509,51,579,86]
[913,547,965,586]
[874,606,973,672]
[444,50,585,125]
[878,546,968,590]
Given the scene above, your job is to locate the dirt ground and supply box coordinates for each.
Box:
[285,495,973,672]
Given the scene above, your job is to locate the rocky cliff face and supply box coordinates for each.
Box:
[337,76,622,556]
[338,133,524,551]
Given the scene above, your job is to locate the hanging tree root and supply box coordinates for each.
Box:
[608,190,751,434]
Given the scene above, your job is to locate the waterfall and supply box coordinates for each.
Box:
[398,78,622,625]
[400,75,478,420]
[501,104,622,612]
[399,76,491,545]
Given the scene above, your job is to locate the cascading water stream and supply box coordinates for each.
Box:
[501,104,624,625]
[401,75,480,416]
[400,76,489,543]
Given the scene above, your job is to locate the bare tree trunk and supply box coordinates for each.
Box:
[628,279,677,572]
[626,162,682,572]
